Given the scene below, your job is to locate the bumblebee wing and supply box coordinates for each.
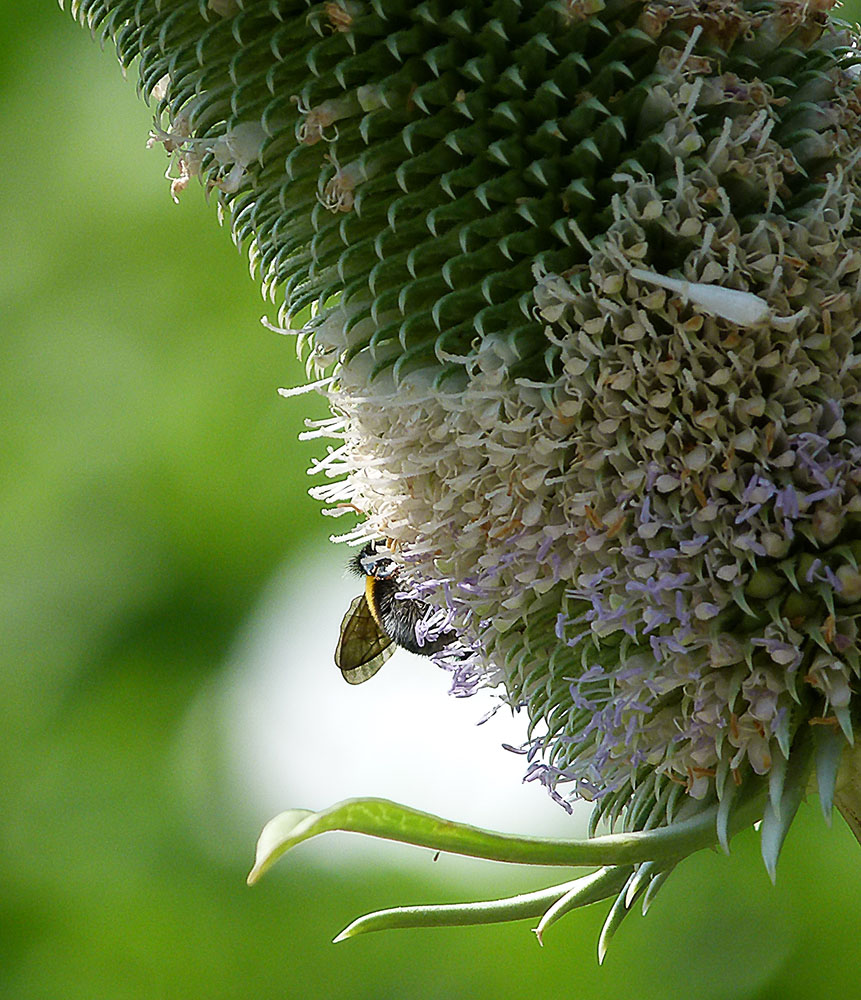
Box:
[336,593,396,684]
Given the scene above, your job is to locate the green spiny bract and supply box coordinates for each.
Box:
[70,0,861,862]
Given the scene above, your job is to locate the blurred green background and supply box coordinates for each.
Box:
[4,4,861,997]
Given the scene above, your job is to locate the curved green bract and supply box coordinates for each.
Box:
[332,870,625,941]
[247,790,768,886]
[533,865,633,945]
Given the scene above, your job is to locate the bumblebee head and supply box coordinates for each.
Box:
[350,541,398,581]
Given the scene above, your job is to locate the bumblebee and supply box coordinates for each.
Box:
[335,542,456,684]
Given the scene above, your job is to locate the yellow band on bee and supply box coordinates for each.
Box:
[365,575,385,630]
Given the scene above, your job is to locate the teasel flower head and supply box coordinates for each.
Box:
[68,0,861,952]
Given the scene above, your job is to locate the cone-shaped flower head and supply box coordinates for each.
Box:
[70,0,861,841]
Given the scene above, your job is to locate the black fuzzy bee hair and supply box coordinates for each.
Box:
[348,542,456,656]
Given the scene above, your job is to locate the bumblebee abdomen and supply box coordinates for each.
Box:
[373,579,455,656]
[350,541,457,658]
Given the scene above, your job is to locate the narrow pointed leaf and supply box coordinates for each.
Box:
[768,749,788,821]
[597,871,645,964]
[716,780,737,855]
[642,865,676,915]
[835,705,854,744]
[760,735,814,883]
[333,876,595,941]
[624,860,659,909]
[534,866,633,945]
[814,724,844,825]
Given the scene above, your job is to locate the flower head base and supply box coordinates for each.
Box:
[296,1,861,833]
[69,0,861,935]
